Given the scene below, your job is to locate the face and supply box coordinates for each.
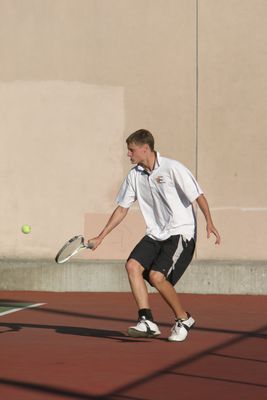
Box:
[127,142,148,164]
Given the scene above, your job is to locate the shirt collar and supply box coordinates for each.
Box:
[136,151,161,172]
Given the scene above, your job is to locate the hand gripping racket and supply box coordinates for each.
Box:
[55,235,93,264]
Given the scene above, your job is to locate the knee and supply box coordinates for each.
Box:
[125,259,143,277]
[149,270,165,287]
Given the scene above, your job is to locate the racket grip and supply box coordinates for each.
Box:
[86,241,94,249]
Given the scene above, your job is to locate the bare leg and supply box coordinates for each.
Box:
[149,270,187,319]
[125,258,149,309]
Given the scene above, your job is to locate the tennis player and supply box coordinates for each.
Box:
[88,129,221,341]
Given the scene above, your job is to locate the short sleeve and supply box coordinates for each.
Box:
[116,172,137,208]
[172,162,203,203]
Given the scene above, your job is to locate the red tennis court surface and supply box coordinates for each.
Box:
[0,292,266,400]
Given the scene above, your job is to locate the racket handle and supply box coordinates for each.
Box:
[86,241,94,249]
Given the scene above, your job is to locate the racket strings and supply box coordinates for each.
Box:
[56,236,84,263]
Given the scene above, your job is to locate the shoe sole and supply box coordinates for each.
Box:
[127,328,161,338]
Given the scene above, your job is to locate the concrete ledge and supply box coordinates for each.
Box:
[0,259,266,294]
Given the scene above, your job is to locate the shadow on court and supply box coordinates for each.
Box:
[0,292,266,400]
[1,297,266,338]
[0,321,151,343]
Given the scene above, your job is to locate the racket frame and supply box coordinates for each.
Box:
[55,235,93,264]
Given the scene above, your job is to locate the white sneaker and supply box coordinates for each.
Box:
[168,313,195,342]
[128,317,161,338]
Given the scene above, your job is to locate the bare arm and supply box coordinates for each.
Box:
[88,205,129,250]
[196,194,221,245]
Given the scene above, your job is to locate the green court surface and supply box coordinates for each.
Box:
[0,301,45,316]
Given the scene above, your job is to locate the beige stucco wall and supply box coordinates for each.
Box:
[0,0,266,260]
[197,0,267,259]
[0,81,124,257]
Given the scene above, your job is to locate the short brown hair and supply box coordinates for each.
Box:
[126,129,154,151]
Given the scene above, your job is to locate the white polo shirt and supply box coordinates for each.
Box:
[116,153,203,241]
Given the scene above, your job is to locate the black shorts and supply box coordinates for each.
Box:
[128,235,195,286]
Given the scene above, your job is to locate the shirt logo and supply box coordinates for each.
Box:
[155,176,165,184]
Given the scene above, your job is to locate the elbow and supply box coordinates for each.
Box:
[118,205,129,216]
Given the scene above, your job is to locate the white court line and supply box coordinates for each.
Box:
[0,302,46,317]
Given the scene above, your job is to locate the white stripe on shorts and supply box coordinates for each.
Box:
[166,236,185,278]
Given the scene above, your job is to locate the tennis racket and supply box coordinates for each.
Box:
[55,235,93,264]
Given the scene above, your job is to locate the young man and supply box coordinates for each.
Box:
[88,129,221,342]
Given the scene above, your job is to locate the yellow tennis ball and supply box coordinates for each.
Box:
[22,224,31,234]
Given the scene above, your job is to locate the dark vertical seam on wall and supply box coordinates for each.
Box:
[196,0,199,182]
[195,0,199,259]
